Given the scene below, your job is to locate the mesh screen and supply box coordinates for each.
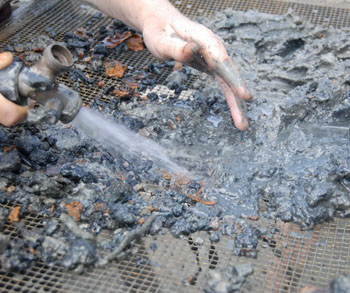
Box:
[0,0,350,292]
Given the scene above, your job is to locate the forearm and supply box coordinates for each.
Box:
[83,0,185,32]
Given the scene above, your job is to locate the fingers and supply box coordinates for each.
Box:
[0,52,27,126]
[0,52,13,69]
[171,21,252,130]
[0,94,28,127]
[143,18,252,130]
[216,75,249,131]
[214,59,252,101]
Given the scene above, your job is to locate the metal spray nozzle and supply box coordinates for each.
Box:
[0,43,82,124]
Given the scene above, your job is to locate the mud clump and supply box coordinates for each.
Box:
[204,264,254,293]
[301,275,350,293]
[191,9,350,229]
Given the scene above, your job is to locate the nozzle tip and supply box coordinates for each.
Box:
[43,109,59,124]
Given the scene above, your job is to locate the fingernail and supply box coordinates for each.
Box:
[235,97,249,130]
[238,85,252,101]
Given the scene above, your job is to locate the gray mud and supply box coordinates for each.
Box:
[0,8,350,281]
[190,9,350,228]
[204,264,254,293]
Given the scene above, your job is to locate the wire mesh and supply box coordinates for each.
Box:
[0,0,350,292]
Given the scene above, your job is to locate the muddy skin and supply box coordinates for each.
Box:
[214,60,244,91]
[186,48,212,74]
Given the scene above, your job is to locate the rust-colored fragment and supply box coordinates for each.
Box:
[135,73,146,80]
[98,81,105,87]
[147,206,158,212]
[65,202,83,221]
[177,176,190,186]
[162,173,171,180]
[138,217,145,225]
[112,88,130,97]
[126,34,144,51]
[94,203,109,214]
[103,31,132,49]
[187,194,216,206]
[3,145,15,153]
[173,61,183,71]
[175,116,181,122]
[49,205,55,213]
[169,123,175,130]
[0,187,6,191]
[195,182,204,195]
[74,28,89,40]
[124,78,138,90]
[7,185,15,193]
[8,206,20,223]
[200,199,216,206]
[105,60,127,78]
[248,215,259,221]
[29,247,36,255]
[32,47,44,53]
[74,159,87,165]
[94,202,105,212]
[188,276,196,285]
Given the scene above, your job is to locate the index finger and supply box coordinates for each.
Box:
[214,58,252,101]
[216,75,249,131]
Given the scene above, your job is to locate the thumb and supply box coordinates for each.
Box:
[0,94,28,127]
[0,52,13,69]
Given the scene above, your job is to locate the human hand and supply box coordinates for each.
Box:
[0,52,28,127]
[84,0,251,129]
[142,15,252,130]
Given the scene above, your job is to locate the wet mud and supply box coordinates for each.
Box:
[0,8,349,284]
[204,264,254,293]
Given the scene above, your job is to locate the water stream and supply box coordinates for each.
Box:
[73,107,190,176]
